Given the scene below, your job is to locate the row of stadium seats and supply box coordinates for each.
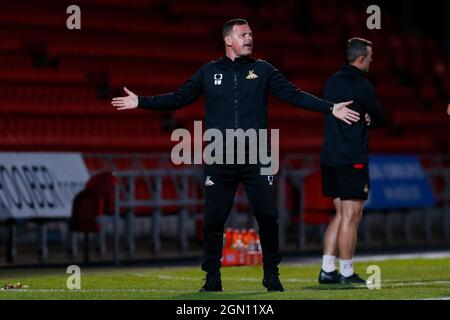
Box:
[0,0,448,156]
[0,115,444,154]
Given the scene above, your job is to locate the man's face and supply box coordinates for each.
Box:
[225,24,253,57]
[360,46,373,72]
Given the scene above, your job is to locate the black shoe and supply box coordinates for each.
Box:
[318,269,340,284]
[199,273,223,292]
[263,272,284,292]
[339,273,367,285]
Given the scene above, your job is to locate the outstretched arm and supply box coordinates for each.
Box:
[269,67,359,124]
[111,68,204,111]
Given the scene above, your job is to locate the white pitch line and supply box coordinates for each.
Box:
[288,251,450,266]
[383,280,450,287]
[0,288,194,293]
[156,275,450,288]
[0,288,269,294]
[2,276,449,294]
[157,275,313,282]
[1,279,450,294]
[353,251,450,262]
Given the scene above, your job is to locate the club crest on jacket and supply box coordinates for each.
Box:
[246,70,258,80]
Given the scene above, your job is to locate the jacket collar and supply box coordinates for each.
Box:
[221,55,255,66]
[341,63,365,77]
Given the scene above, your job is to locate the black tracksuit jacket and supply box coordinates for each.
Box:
[138,56,334,133]
[321,64,385,166]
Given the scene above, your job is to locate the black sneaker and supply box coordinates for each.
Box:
[318,269,340,284]
[339,273,367,285]
[262,272,284,292]
[199,273,223,292]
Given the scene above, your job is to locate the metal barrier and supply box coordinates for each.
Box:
[2,153,449,264]
[84,153,450,264]
[111,168,204,265]
[280,153,450,250]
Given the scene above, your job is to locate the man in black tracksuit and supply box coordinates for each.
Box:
[112,19,360,292]
[318,38,384,285]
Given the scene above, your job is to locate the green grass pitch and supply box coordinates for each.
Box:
[1,257,450,300]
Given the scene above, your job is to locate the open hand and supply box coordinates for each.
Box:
[332,101,360,125]
[111,87,138,110]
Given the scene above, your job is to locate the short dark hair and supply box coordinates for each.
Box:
[345,38,372,63]
[222,19,248,40]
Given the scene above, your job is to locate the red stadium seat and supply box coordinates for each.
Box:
[291,170,334,249]
[301,171,334,225]
[86,171,117,216]
[70,189,103,233]
[69,188,104,262]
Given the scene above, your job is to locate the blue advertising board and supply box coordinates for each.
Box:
[365,155,436,210]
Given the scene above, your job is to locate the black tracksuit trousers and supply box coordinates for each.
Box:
[201,163,281,275]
